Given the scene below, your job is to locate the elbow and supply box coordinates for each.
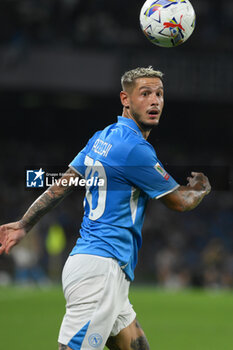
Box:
[172,203,188,212]
[166,200,192,213]
[174,201,198,212]
[164,201,187,212]
[176,205,190,212]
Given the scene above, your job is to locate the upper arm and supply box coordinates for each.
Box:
[125,143,179,199]
[48,168,79,197]
[69,131,101,177]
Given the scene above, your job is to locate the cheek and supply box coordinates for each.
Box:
[160,98,164,109]
[137,98,149,109]
[131,99,145,112]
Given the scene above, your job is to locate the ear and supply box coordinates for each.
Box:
[120,91,129,109]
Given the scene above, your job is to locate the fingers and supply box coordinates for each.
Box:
[0,225,7,255]
[0,235,18,255]
[187,176,192,184]
[187,172,211,195]
[191,172,205,179]
[187,172,203,184]
[0,243,5,255]
[5,240,17,255]
[204,180,211,195]
[0,222,25,255]
[190,172,207,181]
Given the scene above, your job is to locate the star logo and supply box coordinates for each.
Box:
[26,168,45,188]
[33,168,45,181]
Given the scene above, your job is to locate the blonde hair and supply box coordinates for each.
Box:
[121,66,164,90]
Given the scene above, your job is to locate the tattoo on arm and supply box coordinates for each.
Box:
[106,338,122,350]
[20,169,76,232]
[130,336,150,350]
[58,343,69,350]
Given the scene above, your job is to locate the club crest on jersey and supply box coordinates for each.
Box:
[154,162,170,180]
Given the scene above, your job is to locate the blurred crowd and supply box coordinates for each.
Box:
[139,191,233,289]
[0,0,233,52]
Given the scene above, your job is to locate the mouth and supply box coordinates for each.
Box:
[147,109,160,118]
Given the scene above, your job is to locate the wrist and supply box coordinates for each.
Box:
[18,219,31,233]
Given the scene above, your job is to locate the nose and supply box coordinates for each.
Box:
[151,93,159,105]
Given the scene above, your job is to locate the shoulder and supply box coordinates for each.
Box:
[84,130,102,150]
[126,140,157,166]
[110,134,149,164]
[90,122,140,163]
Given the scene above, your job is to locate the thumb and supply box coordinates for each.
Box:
[0,225,7,254]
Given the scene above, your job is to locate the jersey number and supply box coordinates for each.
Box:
[84,155,107,220]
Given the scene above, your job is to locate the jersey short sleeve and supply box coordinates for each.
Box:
[124,142,179,199]
[69,148,86,177]
[69,131,101,177]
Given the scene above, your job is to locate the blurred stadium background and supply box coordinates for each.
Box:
[0,0,232,348]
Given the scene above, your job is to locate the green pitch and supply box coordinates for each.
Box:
[0,286,232,350]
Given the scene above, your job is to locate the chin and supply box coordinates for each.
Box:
[141,120,159,130]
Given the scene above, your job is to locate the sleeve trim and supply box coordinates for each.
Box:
[69,164,84,179]
[154,184,180,200]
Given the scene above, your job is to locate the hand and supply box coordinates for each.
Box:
[0,221,27,255]
[187,172,211,195]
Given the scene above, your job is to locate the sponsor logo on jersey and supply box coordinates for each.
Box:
[154,162,170,180]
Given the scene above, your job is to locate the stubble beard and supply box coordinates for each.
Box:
[124,106,160,132]
[132,111,159,132]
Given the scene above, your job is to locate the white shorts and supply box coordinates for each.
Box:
[58,254,136,349]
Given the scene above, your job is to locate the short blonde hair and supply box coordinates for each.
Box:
[121,66,164,90]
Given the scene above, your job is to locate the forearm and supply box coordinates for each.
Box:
[160,172,211,212]
[160,185,210,212]
[0,169,78,255]
[174,185,207,212]
[19,169,76,233]
[19,187,63,232]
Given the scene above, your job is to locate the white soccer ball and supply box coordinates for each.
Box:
[139,0,196,47]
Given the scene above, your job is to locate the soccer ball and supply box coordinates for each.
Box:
[139,0,196,47]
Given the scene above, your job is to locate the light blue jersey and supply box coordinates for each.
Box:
[69,116,179,281]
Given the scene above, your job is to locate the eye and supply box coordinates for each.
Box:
[157,91,163,97]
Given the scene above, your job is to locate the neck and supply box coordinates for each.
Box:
[122,108,151,140]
